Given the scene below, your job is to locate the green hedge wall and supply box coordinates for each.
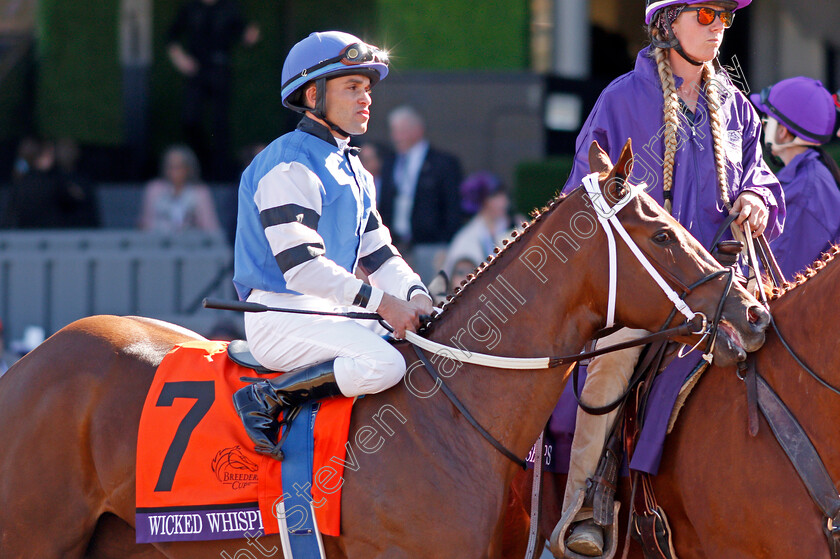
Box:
[513,156,575,216]
[36,0,123,144]
[31,0,529,154]
[376,0,529,70]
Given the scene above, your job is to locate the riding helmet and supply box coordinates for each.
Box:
[750,77,836,145]
[281,31,389,113]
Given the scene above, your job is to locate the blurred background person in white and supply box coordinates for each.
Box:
[443,171,514,281]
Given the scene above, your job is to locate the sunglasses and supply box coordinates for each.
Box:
[681,7,735,28]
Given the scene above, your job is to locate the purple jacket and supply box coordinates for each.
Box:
[770,149,840,278]
[565,47,785,249]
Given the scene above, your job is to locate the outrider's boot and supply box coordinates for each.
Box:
[566,519,604,557]
[232,360,342,456]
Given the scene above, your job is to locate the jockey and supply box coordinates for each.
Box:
[231,31,433,458]
[751,77,840,279]
[558,1,784,555]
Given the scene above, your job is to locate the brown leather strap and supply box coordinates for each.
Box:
[755,372,840,519]
[524,432,544,559]
[631,504,676,559]
[756,234,786,287]
[742,361,759,437]
[753,365,840,557]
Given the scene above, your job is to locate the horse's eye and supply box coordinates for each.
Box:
[653,230,672,245]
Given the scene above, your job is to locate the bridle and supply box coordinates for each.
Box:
[410,172,736,466]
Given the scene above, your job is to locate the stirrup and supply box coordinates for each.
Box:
[256,405,302,461]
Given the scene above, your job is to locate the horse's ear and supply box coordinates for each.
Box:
[600,139,634,202]
[588,141,612,176]
[612,138,634,182]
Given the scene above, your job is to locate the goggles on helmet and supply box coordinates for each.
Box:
[681,6,735,27]
[282,42,389,91]
[834,91,840,111]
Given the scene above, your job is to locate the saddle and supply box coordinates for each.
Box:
[226,340,275,374]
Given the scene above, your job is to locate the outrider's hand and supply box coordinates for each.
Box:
[730,191,769,238]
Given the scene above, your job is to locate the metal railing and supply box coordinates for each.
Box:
[0,229,235,342]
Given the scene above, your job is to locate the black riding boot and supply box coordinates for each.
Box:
[232,360,342,457]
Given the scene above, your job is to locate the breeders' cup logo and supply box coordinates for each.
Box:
[211,446,258,490]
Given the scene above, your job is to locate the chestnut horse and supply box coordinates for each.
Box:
[509,250,840,559]
[0,141,769,559]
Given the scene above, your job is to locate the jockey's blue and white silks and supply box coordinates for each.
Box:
[233,117,430,392]
[234,117,427,311]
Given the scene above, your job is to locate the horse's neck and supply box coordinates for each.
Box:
[769,260,840,368]
[419,202,603,464]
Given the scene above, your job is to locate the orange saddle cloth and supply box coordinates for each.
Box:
[135,341,354,543]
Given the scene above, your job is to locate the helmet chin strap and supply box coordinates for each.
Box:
[651,19,704,67]
[310,77,353,139]
[763,117,818,165]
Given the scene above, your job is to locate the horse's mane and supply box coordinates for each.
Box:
[766,244,840,301]
[427,188,572,326]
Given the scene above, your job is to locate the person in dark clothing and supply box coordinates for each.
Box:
[167,0,259,181]
[378,105,463,282]
[1,139,100,229]
[379,106,463,247]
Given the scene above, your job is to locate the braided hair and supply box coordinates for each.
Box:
[650,28,732,214]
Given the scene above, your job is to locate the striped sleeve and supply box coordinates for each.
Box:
[254,161,383,310]
[360,208,430,302]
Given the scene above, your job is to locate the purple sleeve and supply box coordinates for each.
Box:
[732,97,785,240]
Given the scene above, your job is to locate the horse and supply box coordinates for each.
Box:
[509,248,840,559]
[0,140,770,559]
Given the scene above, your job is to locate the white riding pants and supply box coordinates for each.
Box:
[244,290,406,398]
[562,328,650,514]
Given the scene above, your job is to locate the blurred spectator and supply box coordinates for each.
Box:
[378,106,463,282]
[11,136,40,183]
[359,141,388,192]
[442,171,514,278]
[139,144,221,233]
[167,0,260,181]
[2,138,100,229]
[54,137,101,228]
[449,257,479,293]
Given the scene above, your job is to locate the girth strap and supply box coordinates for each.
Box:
[412,345,527,469]
[748,359,840,556]
[524,431,544,559]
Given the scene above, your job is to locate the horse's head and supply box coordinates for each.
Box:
[585,139,769,366]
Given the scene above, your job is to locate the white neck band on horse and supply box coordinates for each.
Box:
[581,172,696,328]
[404,174,696,370]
